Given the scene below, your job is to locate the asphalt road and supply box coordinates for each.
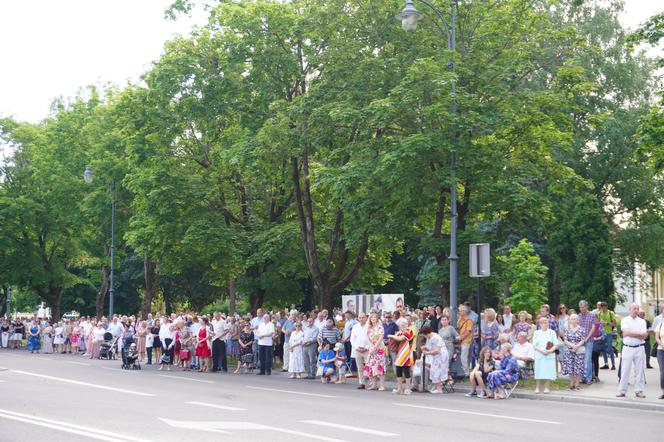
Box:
[1,350,662,442]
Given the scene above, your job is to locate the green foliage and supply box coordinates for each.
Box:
[498,239,548,314]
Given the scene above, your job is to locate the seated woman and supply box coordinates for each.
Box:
[486,343,519,400]
[466,346,495,398]
[318,340,336,384]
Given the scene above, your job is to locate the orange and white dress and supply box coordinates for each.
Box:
[395,328,415,367]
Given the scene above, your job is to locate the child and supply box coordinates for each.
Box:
[318,340,336,384]
[334,342,347,384]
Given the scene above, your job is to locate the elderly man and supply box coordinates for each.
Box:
[351,312,369,389]
[617,304,648,398]
[512,331,535,367]
[457,305,473,377]
[578,300,599,384]
[256,314,275,375]
[302,317,319,379]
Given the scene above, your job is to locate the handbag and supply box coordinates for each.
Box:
[179,349,191,361]
[160,354,171,364]
[316,365,323,377]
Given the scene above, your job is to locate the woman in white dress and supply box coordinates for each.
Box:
[53,322,65,353]
[42,322,54,354]
[288,322,305,378]
[420,326,449,394]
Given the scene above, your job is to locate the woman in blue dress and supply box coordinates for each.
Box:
[27,321,41,354]
[487,343,519,399]
[533,316,558,394]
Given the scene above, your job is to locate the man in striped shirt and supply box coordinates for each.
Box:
[318,319,340,347]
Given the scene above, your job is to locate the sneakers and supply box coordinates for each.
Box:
[465,391,477,397]
[392,388,402,394]
[616,392,626,398]
[635,392,646,398]
[534,389,541,394]
[543,389,550,394]
[477,391,487,398]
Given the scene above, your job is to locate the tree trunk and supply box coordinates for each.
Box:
[141,256,160,318]
[45,286,64,321]
[249,288,265,313]
[228,280,237,315]
[96,264,109,319]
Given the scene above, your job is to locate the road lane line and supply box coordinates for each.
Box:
[101,367,125,371]
[245,386,336,398]
[64,360,90,366]
[185,401,247,411]
[33,357,54,361]
[0,409,153,442]
[158,374,214,384]
[392,403,561,424]
[10,369,156,397]
[300,420,399,436]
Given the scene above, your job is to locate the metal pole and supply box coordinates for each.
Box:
[448,0,459,326]
[109,180,116,318]
[5,286,10,320]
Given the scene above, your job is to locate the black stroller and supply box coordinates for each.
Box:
[99,332,117,360]
[122,343,141,370]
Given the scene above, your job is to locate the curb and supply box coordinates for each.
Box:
[446,384,664,412]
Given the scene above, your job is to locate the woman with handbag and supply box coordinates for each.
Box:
[178,321,193,371]
[235,322,254,373]
[562,314,586,390]
[533,316,558,394]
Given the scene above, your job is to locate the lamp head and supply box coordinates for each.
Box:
[396,0,423,32]
[83,167,93,184]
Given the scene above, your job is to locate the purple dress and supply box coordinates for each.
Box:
[562,327,586,376]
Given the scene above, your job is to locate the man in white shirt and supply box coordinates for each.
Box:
[617,303,648,398]
[211,312,228,372]
[302,316,319,379]
[511,332,535,367]
[250,309,263,365]
[652,301,664,333]
[350,312,369,389]
[257,314,275,375]
[502,305,514,331]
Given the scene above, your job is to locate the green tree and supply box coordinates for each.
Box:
[498,239,548,314]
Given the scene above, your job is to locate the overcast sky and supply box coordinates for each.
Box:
[0,0,661,125]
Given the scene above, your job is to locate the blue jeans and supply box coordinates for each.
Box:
[584,340,594,382]
[602,333,615,367]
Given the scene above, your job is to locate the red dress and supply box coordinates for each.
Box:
[195,327,211,357]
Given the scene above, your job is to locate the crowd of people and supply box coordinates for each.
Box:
[2,299,663,400]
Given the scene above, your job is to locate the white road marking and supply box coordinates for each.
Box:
[64,360,90,366]
[245,385,336,398]
[158,374,213,384]
[300,420,399,436]
[185,401,246,411]
[0,408,153,442]
[158,418,348,442]
[10,369,155,397]
[393,403,561,425]
[101,367,124,371]
[33,356,53,361]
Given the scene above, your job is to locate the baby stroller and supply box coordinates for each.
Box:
[122,343,141,370]
[241,353,254,373]
[99,332,117,360]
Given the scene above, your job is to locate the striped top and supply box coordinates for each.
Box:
[395,329,414,367]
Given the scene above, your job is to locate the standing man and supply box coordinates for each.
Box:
[578,300,599,384]
[597,302,616,370]
[256,314,275,375]
[342,311,357,376]
[211,312,228,372]
[457,305,473,377]
[638,311,653,369]
[302,316,319,379]
[502,305,514,331]
[250,309,263,369]
[350,312,369,389]
[383,312,398,375]
[281,310,296,372]
[616,303,648,398]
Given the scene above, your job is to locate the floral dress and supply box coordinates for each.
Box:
[364,324,387,377]
[487,355,519,391]
[424,333,448,383]
[562,327,586,376]
[27,325,41,352]
[288,330,305,373]
[482,321,500,350]
[239,331,254,357]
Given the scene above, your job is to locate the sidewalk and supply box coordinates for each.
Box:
[450,358,664,412]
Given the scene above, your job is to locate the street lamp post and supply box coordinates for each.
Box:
[397,0,459,325]
[84,167,116,318]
